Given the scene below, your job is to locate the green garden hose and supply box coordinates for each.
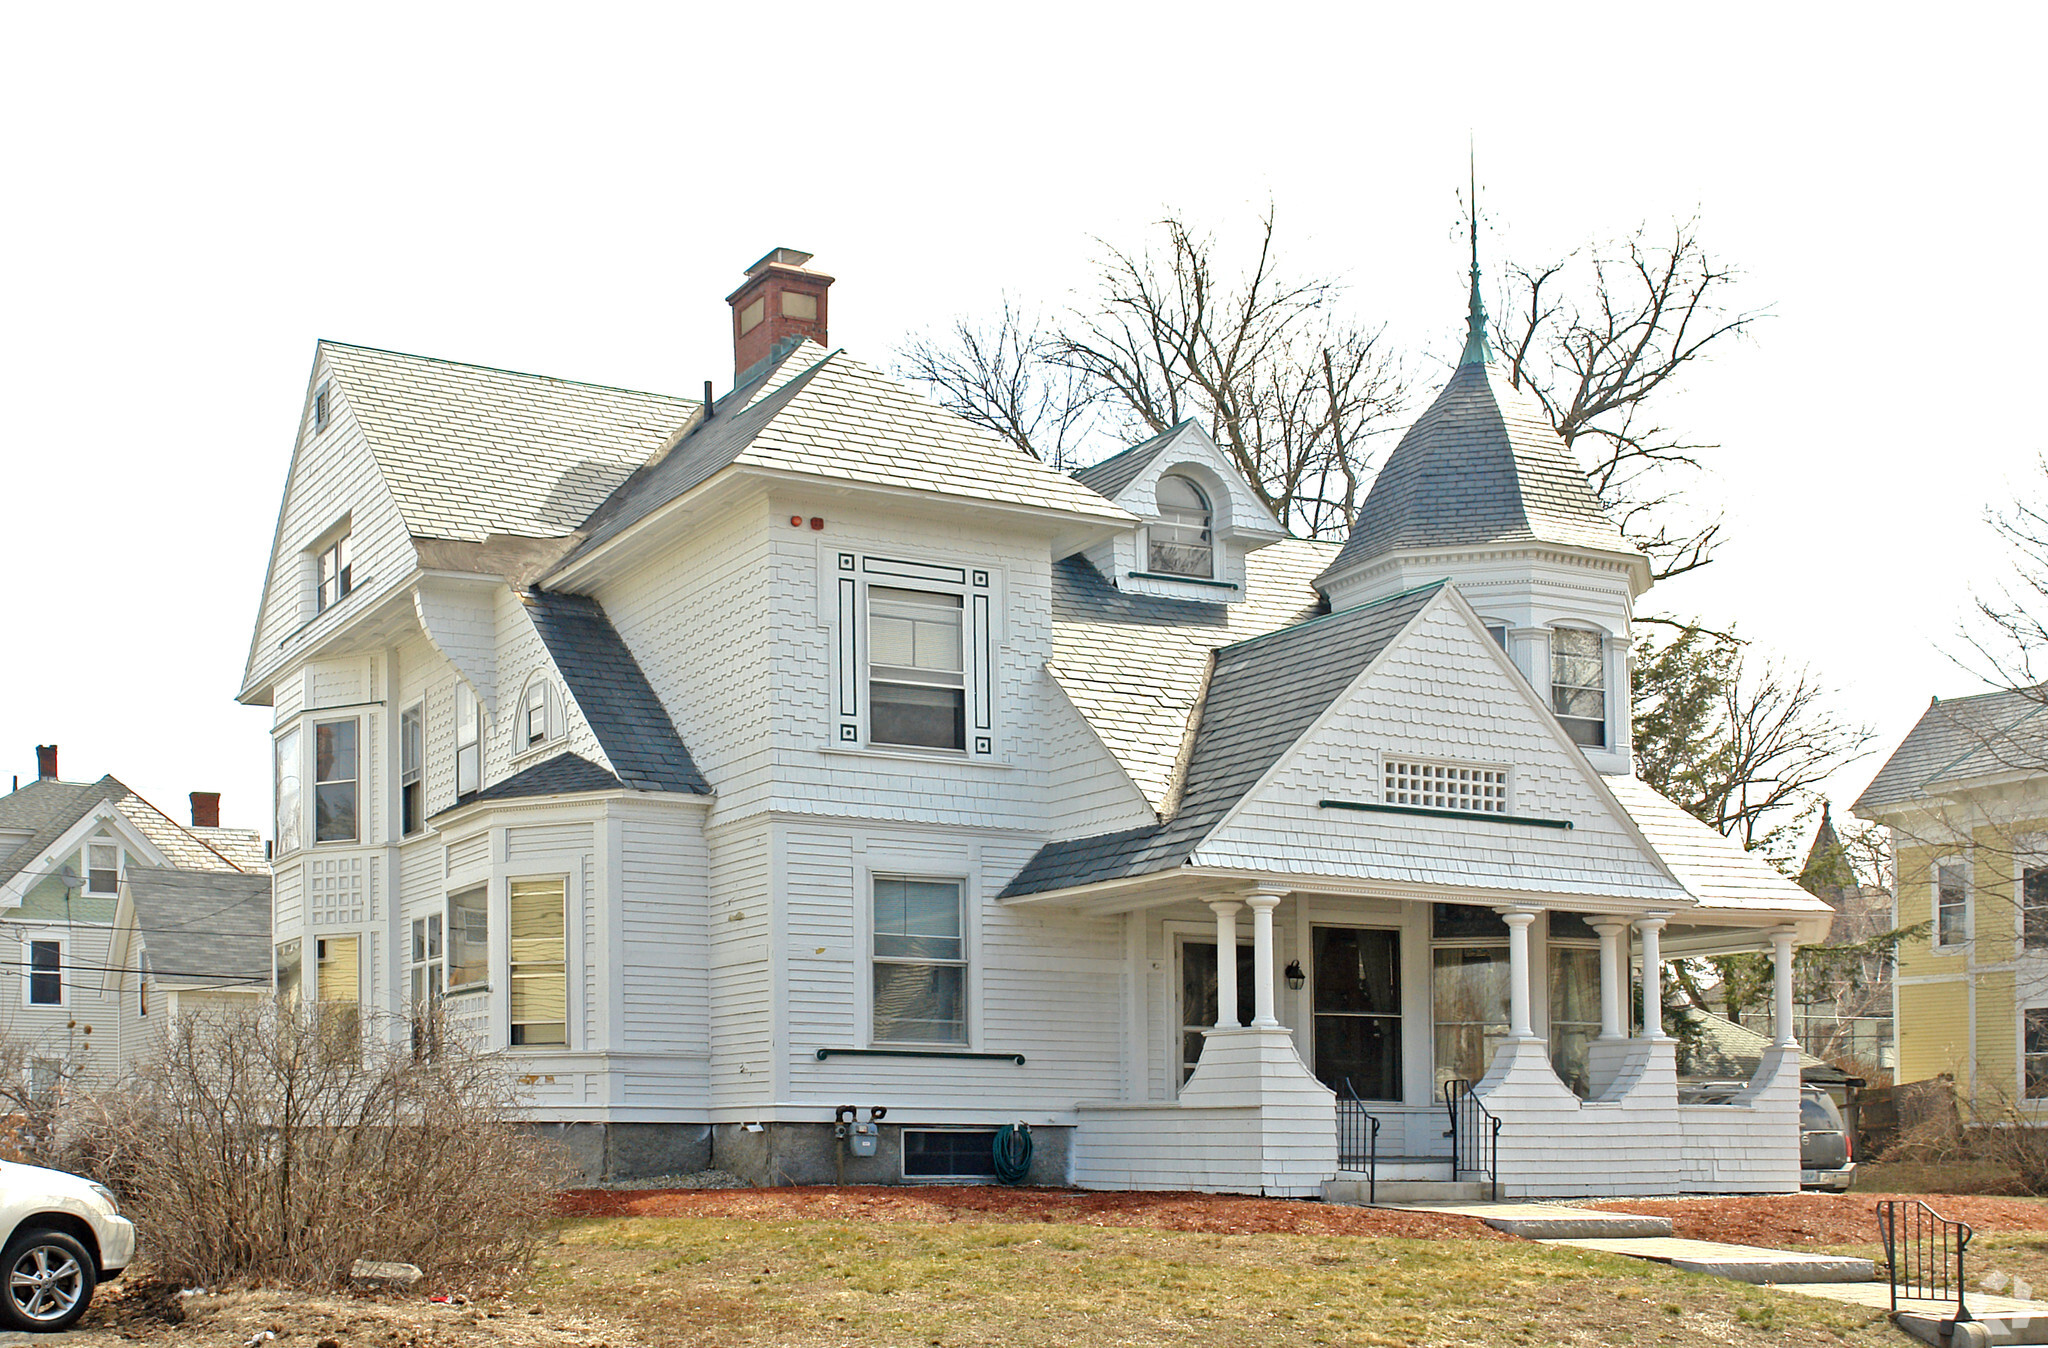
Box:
[992,1122,1033,1185]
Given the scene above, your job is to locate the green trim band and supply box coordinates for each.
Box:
[1127,571,1239,590]
[1319,799,1574,830]
[815,1047,1027,1065]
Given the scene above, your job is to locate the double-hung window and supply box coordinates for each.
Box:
[26,941,61,1007]
[868,588,965,751]
[1550,628,1607,748]
[509,877,567,1047]
[522,681,552,749]
[2025,866,2048,952]
[410,913,444,1056]
[86,842,119,896]
[313,719,358,843]
[1936,861,1970,948]
[400,704,424,835]
[316,533,353,614]
[871,876,966,1044]
[455,683,482,796]
[2028,1008,2048,1099]
[447,885,488,990]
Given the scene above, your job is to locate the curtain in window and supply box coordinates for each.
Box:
[509,878,567,1046]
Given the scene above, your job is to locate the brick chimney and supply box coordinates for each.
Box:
[726,247,832,384]
[34,745,56,781]
[190,792,221,829]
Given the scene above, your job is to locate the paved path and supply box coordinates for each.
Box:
[1546,1234,1872,1284]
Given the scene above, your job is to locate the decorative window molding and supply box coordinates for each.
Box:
[518,677,558,753]
[1935,856,1971,950]
[85,840,120,896]
[833,551,996,756]
[1383,759,1508,814]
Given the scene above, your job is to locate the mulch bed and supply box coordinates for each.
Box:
[558,1184,1514,1239]
[1591,1193,2048,1246]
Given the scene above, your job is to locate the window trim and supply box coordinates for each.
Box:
[1549,625,1609,749]
[1934,855,1972,951]
[866,871,971,1049]
[23,938,63,1008]
[275,726,304,858]
[1147,473,1215,579]
[2022,855,2048,954]
[314,530,354,615]
[866,587,967,753]
[2024,1003,2048,1102]
[313,380,332,433]
[835,553,997,758]
[454,682,483,798]
[312,716,360,845]
[409,911,445,1057]
[446,883,490,994]
[515,677,558,755]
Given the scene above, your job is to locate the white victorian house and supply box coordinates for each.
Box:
[240,245,1831,1195]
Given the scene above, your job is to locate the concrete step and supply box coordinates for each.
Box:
[1549,1235,1872,1284]
[1323,1178,1490,1205]
[1337,1156,1455,1182]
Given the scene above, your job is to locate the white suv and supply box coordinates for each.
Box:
[0,1161,134,1332]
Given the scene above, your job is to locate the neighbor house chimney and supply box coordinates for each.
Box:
[34,745,56,781]
[190,792,221,829]
[726,247,832,384]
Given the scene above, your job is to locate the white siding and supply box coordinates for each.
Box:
[619,812,709,1057]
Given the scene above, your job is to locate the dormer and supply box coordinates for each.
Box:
[1071,421,1287,604]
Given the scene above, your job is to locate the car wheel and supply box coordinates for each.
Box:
[0,1228,95,1333]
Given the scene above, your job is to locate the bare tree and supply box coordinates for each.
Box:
[1496,219,1767,581]
[1967,457,2048,696]
[898,298,1105,470]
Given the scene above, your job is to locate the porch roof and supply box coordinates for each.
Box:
[1601,776,1833,926]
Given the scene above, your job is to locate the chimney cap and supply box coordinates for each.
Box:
[745,247,816,276]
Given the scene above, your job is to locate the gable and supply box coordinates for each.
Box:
[1195,594,1688,904]
[1090,422,1284,539]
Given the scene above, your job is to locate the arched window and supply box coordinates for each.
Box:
[1150,475,1213,578]
[1550,628,1607,748]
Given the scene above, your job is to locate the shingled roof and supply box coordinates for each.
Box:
[1005,582,1445,896]
[1320,361,1634,585]
[0,777,246,887]
[1854,686,2048,813]
[319,341,699,543]
[436,752,626,816]
[123,866,273,988]
[1072,420,1196,501]
[523,592,709,794]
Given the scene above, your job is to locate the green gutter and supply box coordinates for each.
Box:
[1320,799,1573,830]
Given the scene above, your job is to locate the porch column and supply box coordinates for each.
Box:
[1771,926,1799,1048]
[1589,918,1630,1040]
[1246,888,1286,1028]
[1635,915,1668,1040]
[1500,908,1539,1041]
[1208,899,1242,1029]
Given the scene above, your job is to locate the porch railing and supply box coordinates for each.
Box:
[1335,1078,1381,1203]
[1443,1078,1501,1201]
[1877,1198,1973,1326]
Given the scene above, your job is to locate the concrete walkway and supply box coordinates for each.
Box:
[1547,1234,1872,1284]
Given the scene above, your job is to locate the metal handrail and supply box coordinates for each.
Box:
[1877,1198,1973,1326]
[1442,1078,1502,1202]
[1335,1078,1381,1203]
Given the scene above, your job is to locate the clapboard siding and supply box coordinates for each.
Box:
[620,813,709,1056]
[508,823,594,860]
[707,823,772,1109]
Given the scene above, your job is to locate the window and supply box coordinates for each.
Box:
[26,941,61,1006]
[1936,861,1970,948]
[1149,474,1214,578]
[447,885,488,989]
[1485,623,1509,650]
[2026,867,2048,952]
[313,381,331,432]
[455,683,482,797]
[313,719,358,843]
[1551,627,1608,748]
[275,728,302,856]
[2028,1008,2048,1099]
[138,959,148,1018]
[1548,945,1601,1097]
[522,680,553,749]
[903,1129,999,1179]
[275,938,303,1004]
[86,842,119,895]
[868,589,965,751]
[315,533,353,613]
[1383,760,1508,814]
[1431,907,1510,1092]
[1312,927,1401,1101]
[871,876,965,1044]
[509,877,567,1047]
[410,913,444,1056]
[317,935,360,1005]
[400,704,424,835]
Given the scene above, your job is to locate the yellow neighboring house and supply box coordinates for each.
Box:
[1855,687,2048,1110]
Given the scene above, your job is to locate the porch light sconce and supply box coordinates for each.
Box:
[1284,960,1306,992]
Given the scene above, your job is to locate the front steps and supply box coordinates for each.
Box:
[1323,1158,1491,1205]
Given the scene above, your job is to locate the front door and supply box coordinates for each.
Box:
[1312,926,1401,1100]
[1179,941,1254,1084]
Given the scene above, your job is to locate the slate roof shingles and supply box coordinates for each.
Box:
[435,753,625,816]
[124,866,273,986]
[1072,420,1195,501]
[1853,686,2048,813]
[522,593,710,794]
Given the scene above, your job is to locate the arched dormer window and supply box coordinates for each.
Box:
[1550,627,1608,749]
[1149,474,1213,578]
[520,677,558,750]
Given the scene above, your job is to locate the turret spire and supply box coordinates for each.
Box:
[1460,148,1492,367]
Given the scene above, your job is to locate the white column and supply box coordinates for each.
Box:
[1500,909,1539,1040]
[1246,890,1285,1027]
[1635,915,1668,1040]
[1772,927,1799,1048]
[1208,899,1242,1030]
[1590,918,1630,1040]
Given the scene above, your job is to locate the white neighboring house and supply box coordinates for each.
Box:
[0,749,269,1087]
[239,245,1833,1195]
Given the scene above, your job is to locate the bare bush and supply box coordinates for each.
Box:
[46,1002,569,1289]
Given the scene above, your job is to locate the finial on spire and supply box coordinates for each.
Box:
[1460,143,1492,367]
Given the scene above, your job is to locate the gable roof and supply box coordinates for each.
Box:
[1320,361,1635,584]
[1050,539,1337,808]
[1073,420,1196,500]
[1853,686,2048,814]
[123,866,273,988]
[0,777,247,889]
[522,592,710,794]
[1004,582,1445,896]
[318,341,699,543]
[558,344,1132,575]
[1602,775,1832,916]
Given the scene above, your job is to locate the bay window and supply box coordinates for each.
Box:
[313,719,358,843]
[447,885,488,989]
[275,728,302,856]
[509,877,567,1047]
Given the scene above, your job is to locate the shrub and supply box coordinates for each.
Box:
[44,1001,569,1289]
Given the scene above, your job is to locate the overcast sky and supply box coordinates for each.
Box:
[3,3,2041,841]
